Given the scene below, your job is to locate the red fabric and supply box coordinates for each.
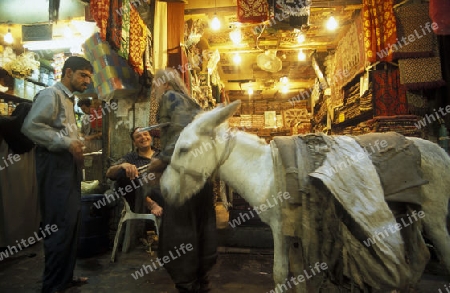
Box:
[429,0,450,35]
[128,5,146,75]
[90,107,103,131]
[237,0,269,24]
[363,0,397,62]
[90,0,110,41]
[372,67,409,116]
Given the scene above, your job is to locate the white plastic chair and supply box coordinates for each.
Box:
[110,196,159,262]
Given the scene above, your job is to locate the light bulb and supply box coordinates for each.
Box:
[233,53,241,64]
[4,29,13,44]
[211,15,221,30]
[64,26,74,39]
[326,15,338,31]
[297,34,305,44]
[248,87,253,95]
[298,49,306,61]
[229,28,242,45]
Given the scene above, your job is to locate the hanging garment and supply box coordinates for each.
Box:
[363,0,397,62]
[90,0,110,41]
[128,4,147,75]
[237,0,269,24]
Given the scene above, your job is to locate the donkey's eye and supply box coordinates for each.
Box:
[179,147,189,154]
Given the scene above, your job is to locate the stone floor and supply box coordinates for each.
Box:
[0,204,448,293]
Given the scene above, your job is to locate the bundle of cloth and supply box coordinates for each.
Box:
[272,132,429,292]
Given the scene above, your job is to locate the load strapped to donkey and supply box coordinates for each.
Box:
[271,132,432,291]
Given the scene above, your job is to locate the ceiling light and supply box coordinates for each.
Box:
[297,34,305,44]
[211,15,221,30]
[233,53,241,65]
[248,87,253,95]
[23,39,76,50]
[281,85,289,94]
[280,76,289,84]
[64,25,74,39]
[4,28,13,44]
[298,49,306,61]
[210,0,220,31]
[229,28,242,45]
[326,15,338,31]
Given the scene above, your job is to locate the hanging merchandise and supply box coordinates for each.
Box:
[372,66,409,116]
[429,0,450,35]
[362,0,397,62]
[109,0,123,50]
[273,0,311,29]
[394,3,435,59]
[398,57,446,90]
[237,0,269,24]
[128,2,147,75]
[90,0,110,41]
[82,33,139,99]
[2,52,40,79]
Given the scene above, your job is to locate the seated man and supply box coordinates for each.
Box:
[106,127,163,216]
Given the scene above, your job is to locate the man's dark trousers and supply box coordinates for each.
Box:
[36,147,81,293]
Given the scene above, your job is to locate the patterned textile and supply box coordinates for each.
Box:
[393,4,434,59]
[272,0,310,29]
[363,0,397,62]
[128,4,147,75]
[372,67,409,116]
[366,115,424,137]
[109,0,123,50]
[118,0,131,60]
[90,0,110,41]
[407,90,429,116]
[332,11,366,89]
[398,57,446,90]
[237,0,269,24]
[430,0,450,35]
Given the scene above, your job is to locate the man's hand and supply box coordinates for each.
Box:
[69,140,84,168]
[146,157,168,173]
[121,162,139,180]
[146,197,163,217]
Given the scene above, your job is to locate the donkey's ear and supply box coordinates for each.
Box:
[198,100,241,131]
[216,100,241,124]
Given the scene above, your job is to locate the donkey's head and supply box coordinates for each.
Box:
[160,100,241,206]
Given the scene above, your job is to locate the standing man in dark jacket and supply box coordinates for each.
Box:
[151,68,217,293]
[22,56,93,293]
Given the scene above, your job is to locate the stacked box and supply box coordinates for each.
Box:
[82,33,139,99]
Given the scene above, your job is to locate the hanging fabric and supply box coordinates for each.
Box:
[90,0,110,41]
[363,0,397,62]
[429,0,450,35]
[152,1,168,71]
[394,3,435,59]
[237,0,269,24]
[109,0,123,50]
[118,0,131,60]
[128,3,147,75]
[398,57,446,90]
[372,66,408,116]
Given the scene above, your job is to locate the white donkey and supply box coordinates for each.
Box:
[160,100,450,292]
